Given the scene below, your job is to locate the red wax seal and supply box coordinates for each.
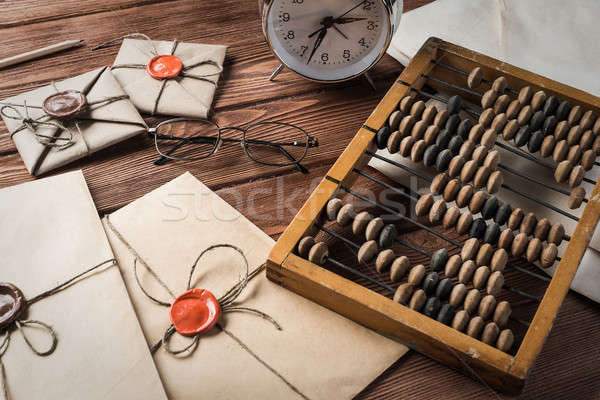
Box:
[42,90,87,119]
[146,55,183,80]
[169,289,221,336]
[0,283,25,331]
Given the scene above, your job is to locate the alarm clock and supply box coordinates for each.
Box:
[259,0,403,83]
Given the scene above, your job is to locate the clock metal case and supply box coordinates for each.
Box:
[259,0,402,83]
[266,37,600,394]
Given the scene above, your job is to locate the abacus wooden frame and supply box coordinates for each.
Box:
[266,37,600,395]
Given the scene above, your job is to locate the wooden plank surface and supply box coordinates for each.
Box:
[0,0,598,398]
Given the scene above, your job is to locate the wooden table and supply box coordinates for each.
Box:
[0,1,598,398]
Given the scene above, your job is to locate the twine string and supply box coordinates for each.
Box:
[92,33,158,56]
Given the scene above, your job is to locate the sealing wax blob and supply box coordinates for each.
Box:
[169,289,221,336]
[42,90,87,119]
[146,55,183,80]
[0,283,25,331]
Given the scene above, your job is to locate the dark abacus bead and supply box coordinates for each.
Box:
[423,297,442,318]
[447,95,463,115]
[556,100,572,121]
[423,144,441,166]
[483,222,501,245]
[435,129,452,149]
[530,110,545,131]
[481,196,499,220]
[445,114,461,135]
[514,126,531,147]
[495,203,512,225]
[376,125,391,149]
[436,149,453,172]
[528,130,544,153]
[543,95,559,116]
[469,218,487,239]
[379,224,398,248]
[457,119,474,140]
[437,304,455,326]
[448,135,464,156]
[430,248,449,272]
[542,116,557,136]
[423,272,440,295]
[435,278,453,300]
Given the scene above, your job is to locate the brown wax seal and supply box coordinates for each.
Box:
[0,283,25,330]
[42,90,87,119]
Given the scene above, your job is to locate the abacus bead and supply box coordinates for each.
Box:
[508,208,524,230]
[365,217,385,240]
[506,100,522,120]
[399,94,416,113]
[410,100,426,119]
[430,248,449,272]
[430,173,449,195]
[443,179,461,202]
[357,240,378,264]
[567,144,582,164]
[534,218,551,241]
[308,242,329,265]
[448,155,466,178]
[461,238,480,261]
[456,184,474,208]
[379,224,398,248]
[390,256,411,282]
[386,130,402,154]
[481,90,498,109]
[434,109,449,128]
[473,166,491,189]
[443,206,461,229]
[593,116,600,136]
[408,264,426,286]
[554,160,572,183]
[518,86,533,104]
[449,283,467,307]
[464,289,482,315]
[553,140,568,162]
[491,248,508,273]
[494,203,512,225]
[460,139,477,159]
[481,129,497,150]
[493,301,511,328]
[542,115,558,136]
[540,136,556,158]
[375,249,395,273]
[468,67,483,88]
[416,194,435,217]
[456,212,474,235]
[548,223,565,246]
[491,113,508,133]
[580,110,597,131]
[423,297,442,318]
[409,289,427,311]
[435,129,452,149]
[389,110,403,130]
[481,322,500,345]
[478,295,497,320]
[422,105,438,125]
[336,203,355,226]
[399,115,416,137]
[447,95,462,115]
[452,310,470,332]
[517,105,533,126]
[569,187,586,209]
[411,120,427,140]
[472,145,489,165]
[376,125,391,149]
[483,150,499,170]
[580,130,594,151]
[514,126,531,147]
[569,165,584,188]
[458,260,477,284]
[445,254,462,277]
[352,211,373,235]
[457,119,474,140]
[460,160,478,183]
[469,218,486,240]
[422,272,440,295]
[498,229,514,250]
[479,108,495,128]
[581,149,595,171]
[297,236,315,258]
[467,316,485,338]
[493,95,510,115]
[445,114,461,135]
[484,223,501,245]
[541,244,558,268]
[492,76,508,93]
[554,120,569,140]
[393,283,414,304]
[437,149,453,172]
[531,90,547,112]
[469,190,488,214]
[487,171,503,194]
[481,196,499,220]
[556,100,571,121]
[469,124,485,143]
[511,232,529,257]
[543,95,559,116]
[399,136,415,157]
[496,329,514,353]
[410,139,427,162]
[520,212,537,235]
[447,135,464,156]
[437,304,455,326]
[487,271,504,297]
[326,198,343,221]
[528,130,544,153]
[429,199,447,225]
[476,243,494,266]
[594,136,600,155]
[567,126,583,146]
[473,266,491,290]
[568,105,583,125]
[423,144,440,166]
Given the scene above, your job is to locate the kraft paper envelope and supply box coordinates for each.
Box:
[0,170,167,400]
[0,67,147,176]
[110,39,227,118]
[103,172,408,400]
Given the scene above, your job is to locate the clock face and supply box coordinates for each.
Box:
[265,0,392,82]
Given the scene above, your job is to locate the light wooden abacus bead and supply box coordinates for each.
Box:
[429,199,447,225]
[443,205,461,229]
[422,105,438,126]
[399,94,416,113]
[496,329,515,353]
[410,139,427,162]
[326,198,343,220]
[493,94,510,115]
[443,179,461,203]
[481,90,498,109]
[399,115,416,137]
[455,184,474,208]
[498,228,515,251]
[415,194,434,217]
[399,136,415,157]
[518,86,533,105]
[467,67,483,88]
[375,249,395,273]
[569,187,586,210]
[386,130,402,154]
[390,256,411,282]
[365,217,385,241]
[308,241,329,265]
[506,100,522,120]
[430,172,449,195]
[336,203,355,226]
[393,283,414,305]
[471,145,489,166]
[407,264,426,286]
[511,232,530,257]
[388,110,404,131]
[410,100,426,119]
[352,211,373,235]
[297,236,315,258]
[444,254,463,277]
[458,260,477,284]
[530,90,547,112]
[479,108,495,128]
[456,211,474,235]
[357,240,378,264]
[469,190,489,214]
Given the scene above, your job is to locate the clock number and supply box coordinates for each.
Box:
[359,38,368,47]
[363,1,373,10]
[281,12,290,22]
[321,53,329,62]
[292,0,304,3]
[287,30,295,39]
[300,45,308,56]
[367,20,376,30]
[343,49,351,60]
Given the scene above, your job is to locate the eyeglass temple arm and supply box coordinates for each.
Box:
[276,145,309,174]
[150,132,318,148]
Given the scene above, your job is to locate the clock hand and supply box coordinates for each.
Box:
[332,24,349,39]
[334,17,368,24]
[334,0,368,20]
[306,28,327,65]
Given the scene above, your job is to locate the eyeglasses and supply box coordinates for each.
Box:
[147,118,319,174]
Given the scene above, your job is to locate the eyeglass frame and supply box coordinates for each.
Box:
[146,118,319,174]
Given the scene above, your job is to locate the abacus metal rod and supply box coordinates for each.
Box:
[421,74,484,98]
[403,85,481,118]
[326,257,395,293]
[502,285,541,302]
[319,225,360,249]
[353,169,420,202]
[367,151,433,182]
[431,60,519,95]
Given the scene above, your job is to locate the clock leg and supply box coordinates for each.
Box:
[364,71,377,91]
[269,64,284,81]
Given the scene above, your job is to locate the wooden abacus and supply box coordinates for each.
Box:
[266,38,600,394]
